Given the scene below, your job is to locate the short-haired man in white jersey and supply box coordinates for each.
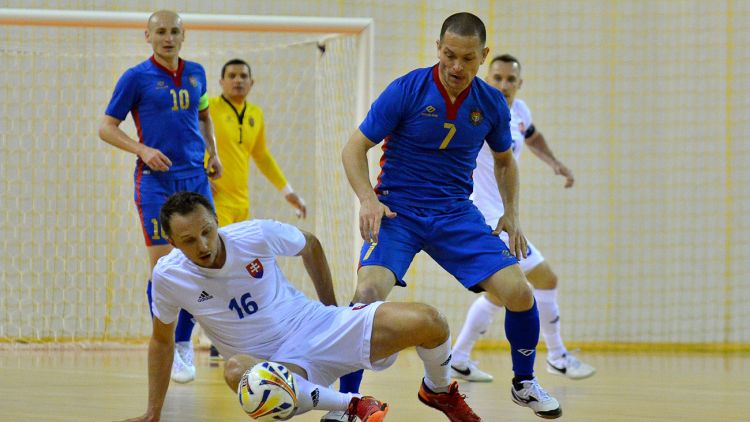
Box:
[121,191,479,422]
[450,54,596,382]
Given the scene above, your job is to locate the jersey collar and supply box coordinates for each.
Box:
[150,55,185,87]
[431,64,472,120]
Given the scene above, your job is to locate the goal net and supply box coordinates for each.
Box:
[0,10,370,344]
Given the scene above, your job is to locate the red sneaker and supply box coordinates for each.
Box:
[347,395,389,422]
[417,380,481,421]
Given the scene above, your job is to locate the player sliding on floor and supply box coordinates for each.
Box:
[118,191,480,422]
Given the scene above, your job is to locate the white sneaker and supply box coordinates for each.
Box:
[511,377,562,419]
[546,353,596,380]
[171,342,196,383]
[450,360,494,382]
[320,410,348,421]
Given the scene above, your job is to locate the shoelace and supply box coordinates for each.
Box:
[565,354,582,369]
[346,398,359,422]
[348,397,383,421]
[447,385,481,419]
[177,345,193,365]
[522,379,552,402]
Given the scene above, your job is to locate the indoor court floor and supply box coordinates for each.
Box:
[1,347,748,421]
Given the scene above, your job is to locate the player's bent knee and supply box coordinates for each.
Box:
[413,303,449,346]
[543,272,559,290]
[506,281,535,312]
[354,283,386,304]
[527,262,558,290]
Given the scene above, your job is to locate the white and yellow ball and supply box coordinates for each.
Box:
[238,361,298,421]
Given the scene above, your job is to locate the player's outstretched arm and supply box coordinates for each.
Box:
[118,317,176,422]
[524,130,574,188]
[492,148,528,259]
[99,115,172,172]
[199,108,223,180]
[341,129,396,242]
[297,230,337,306]
[250,131,307,219]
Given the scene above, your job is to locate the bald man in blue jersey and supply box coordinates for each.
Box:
[326,12,562,421]
[98,10,222,385]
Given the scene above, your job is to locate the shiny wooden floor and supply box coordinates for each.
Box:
[1,347,749,422]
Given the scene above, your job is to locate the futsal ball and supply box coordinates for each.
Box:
[238,361,298,421]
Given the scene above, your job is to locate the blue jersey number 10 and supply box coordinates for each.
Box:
[170,89,190,111]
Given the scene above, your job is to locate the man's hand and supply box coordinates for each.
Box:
[285,193,307,219]
[137,146,172,172]
[553,162,574,188]
[206,155,223,180]
[494,214,528,259]
[358,197,396,243]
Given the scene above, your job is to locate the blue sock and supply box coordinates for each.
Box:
[174,309,195,343]
[339,369,364,393]
[504,300,540,378]
[146,280,154,318]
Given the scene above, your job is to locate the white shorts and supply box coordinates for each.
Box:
[486,216,545,273]
[270,301,398,386]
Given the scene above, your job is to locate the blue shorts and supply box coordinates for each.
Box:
[134,171,214,246]
[358,202,519,292]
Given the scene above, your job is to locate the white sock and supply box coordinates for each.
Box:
[451,295,502,365]
[416,336,452,393]
[293,374,355,415]
[534,288,567,360]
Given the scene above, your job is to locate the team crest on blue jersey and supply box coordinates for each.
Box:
[189,75,198,87]
[156,80,167,90]
[470,109,483,126]
[246,259,264,278]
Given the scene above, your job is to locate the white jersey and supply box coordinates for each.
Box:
[151,219,324,360]
[472,98,533,223]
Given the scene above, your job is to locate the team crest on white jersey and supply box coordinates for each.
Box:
[246,259,264,278]
[519,122,526,134]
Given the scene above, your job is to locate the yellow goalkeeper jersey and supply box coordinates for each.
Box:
[208,95,288,210]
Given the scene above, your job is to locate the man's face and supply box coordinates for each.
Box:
[485,60,522,106]
[145,12,184,61]
[436,31,489,96]
[166,205,222,269]
[220,64,253,102]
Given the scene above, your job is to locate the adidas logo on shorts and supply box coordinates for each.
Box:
[197,290,214,302]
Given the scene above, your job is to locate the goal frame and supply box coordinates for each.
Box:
[0,7,373,290]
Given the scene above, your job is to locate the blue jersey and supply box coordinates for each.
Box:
[359,65,512,209]
[105,56,209,178]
